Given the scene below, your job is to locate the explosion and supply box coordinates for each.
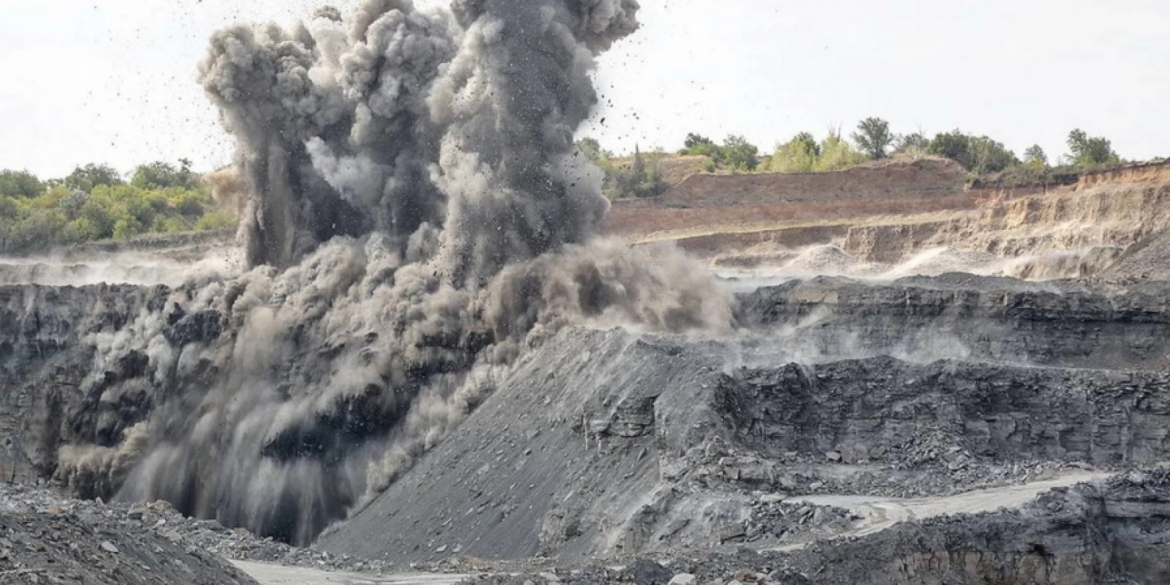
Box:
[54,0,730,545]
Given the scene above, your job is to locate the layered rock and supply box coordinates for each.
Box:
[788,470,1170,585]
[320,318,1170,562]
[721,357,1170,467]
[0,284,166,478]
[736,276,1170,370]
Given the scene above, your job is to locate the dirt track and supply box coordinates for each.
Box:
[778,471,1114,547]
[233,562,466,585]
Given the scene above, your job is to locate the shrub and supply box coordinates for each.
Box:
[0,162,235,254]
[195,210,237,231]
[767,133,820,173]
[927,130,1019,173]
[816,134,866,171]
[0,170,44,198]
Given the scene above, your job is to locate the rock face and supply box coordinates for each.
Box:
[0,284,164,479]
[786,471,1170,585]
[466,471,1170,585]
[320,314,1170,563]
[843,176,1170,267]
[721,357,1170,467]
[736,276,1170,370]
[7,268,1170,579]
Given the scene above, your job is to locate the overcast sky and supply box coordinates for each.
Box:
[3,0,1169,178]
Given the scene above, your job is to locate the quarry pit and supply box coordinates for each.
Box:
[6,153,1170,585]
[4,2,1170,585]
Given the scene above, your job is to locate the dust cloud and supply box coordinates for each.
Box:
[54,0,732,545]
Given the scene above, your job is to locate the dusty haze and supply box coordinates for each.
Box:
[52,0,733,545]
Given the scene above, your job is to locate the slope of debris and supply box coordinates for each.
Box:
[0,484,257,585]
[317,329,727,564]
[0,481,429,581]
[320,285,1170,564]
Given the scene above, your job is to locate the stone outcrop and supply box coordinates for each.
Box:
[736,276,1170,370]
[721,357,1170,467]
[0,284,165,479]
[788,470,1170,585]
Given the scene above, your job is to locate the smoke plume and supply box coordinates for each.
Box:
[53,0,731,546]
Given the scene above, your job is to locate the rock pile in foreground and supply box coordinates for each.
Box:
[0,483,415,583]
[0,487,256,585]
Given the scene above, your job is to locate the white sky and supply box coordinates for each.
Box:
[3,0,1169,178]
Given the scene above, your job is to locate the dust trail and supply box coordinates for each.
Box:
[0,251,242,286]
[53,0,731,546]
[715,243,1124,285]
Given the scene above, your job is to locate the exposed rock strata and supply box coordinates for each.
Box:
[736,276,1170,370]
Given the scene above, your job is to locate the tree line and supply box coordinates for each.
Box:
[580,118,1129,199]
[0,161,236,255]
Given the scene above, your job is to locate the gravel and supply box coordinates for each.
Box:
[0,484,256,584]
[0,482,421,579]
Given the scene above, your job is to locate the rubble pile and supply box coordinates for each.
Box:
[0,483,399,577]
[0,484,256,585]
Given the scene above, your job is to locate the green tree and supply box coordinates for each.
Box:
[78,197,115,240]
[1023,145,1048,169]
[894,133,929,156]
[131,161,197,190]
[0,160,233,253]
[28,185,70,210]
[64,164,123,192]
[1066,129,1120,167]
[630,145,646,180]
[62,216,103,244]
[768,132,820,172]
[721,135,759,171]
[815,133,866,171]
[173,189,209,218]
[968,136,1019,174]
[680,133,724,166]
[597,145,669,200]
[927,130,974,168]
[851,117,894,159]
[610,146,667,199]
[683,133,714,151]
[6,210,68,253]
[58,190,89,220]
[576,138,603,162]
[112,217,142,241]
[0,196,18,218]
[0,170,44,198]
[927,130,1018,173]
